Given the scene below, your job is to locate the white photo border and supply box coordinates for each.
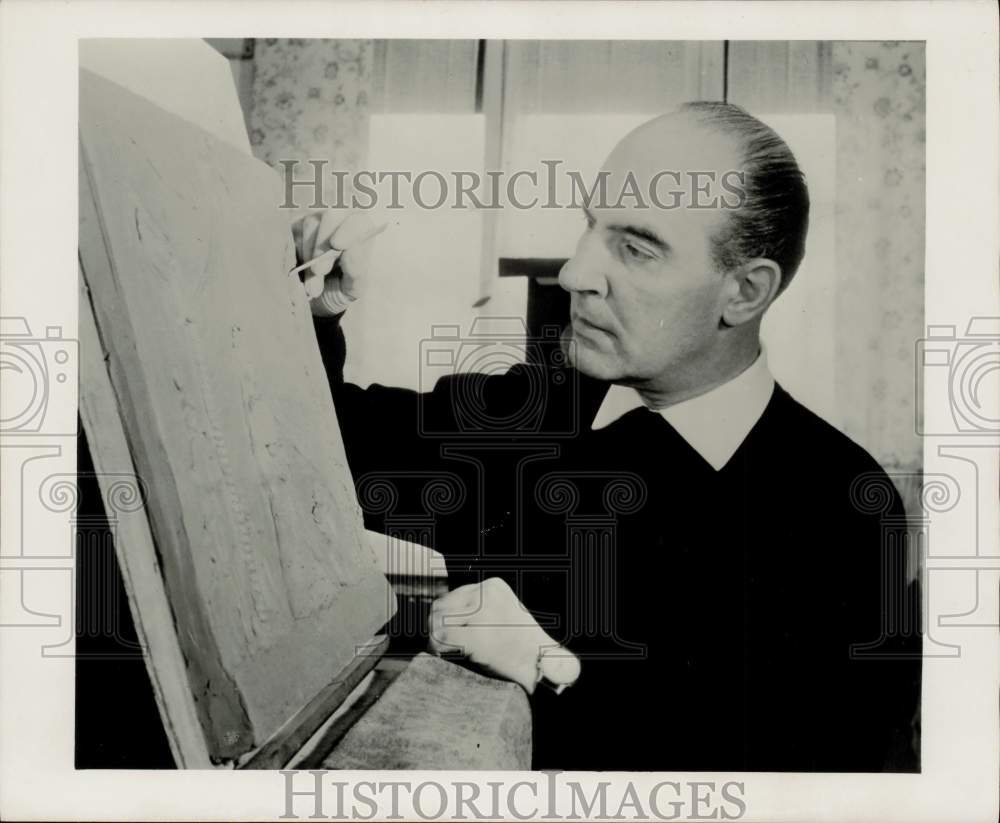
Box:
[0,1,997,821]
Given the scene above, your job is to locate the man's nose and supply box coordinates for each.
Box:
[558,233,609,298]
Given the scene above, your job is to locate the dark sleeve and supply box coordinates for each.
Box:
[837,479,920,770]
[313,313,349,393]
[803,467,922,772]
[725,447,921,773]
[310,313,489,552]
[311,313,435,533]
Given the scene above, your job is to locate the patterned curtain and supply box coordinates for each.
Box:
[831,42,925,525]
[248,38,374,222]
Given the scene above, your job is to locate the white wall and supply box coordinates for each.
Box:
[342,114,527,391]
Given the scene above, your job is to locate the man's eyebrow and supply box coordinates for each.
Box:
[582,206,673,254]
[582,206,672,254]
[609,221,672,253]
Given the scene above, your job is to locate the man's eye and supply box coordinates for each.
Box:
[622,241,652,261]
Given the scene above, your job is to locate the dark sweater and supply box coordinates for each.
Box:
[315,315,921,772]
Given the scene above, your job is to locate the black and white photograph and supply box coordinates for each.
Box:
[1,2,997,822]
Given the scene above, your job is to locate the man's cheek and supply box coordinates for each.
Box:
[574,342,624,381]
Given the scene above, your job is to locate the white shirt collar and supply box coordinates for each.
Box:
[590,351,775,470]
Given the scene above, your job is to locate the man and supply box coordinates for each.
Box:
[298,102,921,771]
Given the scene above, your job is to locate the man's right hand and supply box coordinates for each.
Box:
[292,210,386,316]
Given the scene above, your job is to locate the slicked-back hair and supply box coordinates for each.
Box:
[680,101,810,295]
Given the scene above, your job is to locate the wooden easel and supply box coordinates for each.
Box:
[77,48,529,770]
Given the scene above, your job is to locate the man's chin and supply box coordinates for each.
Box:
[562,328,624,382]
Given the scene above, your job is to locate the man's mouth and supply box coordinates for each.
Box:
[571,313,613,340]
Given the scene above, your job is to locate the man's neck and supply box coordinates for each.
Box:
[629,343,761,411]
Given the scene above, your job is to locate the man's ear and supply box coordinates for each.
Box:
[721,258,782,327]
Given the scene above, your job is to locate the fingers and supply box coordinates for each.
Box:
[296,211,388,305]
[330,211,388,251]
[308,209,344,277]
[432,621,544,694]
[292,213,318,262]
[302,258,334,299]
[538,646,582,687]
[302,270,322,298]
[427,601,469,656]
[433,581,482,614]
[293,212,337,289]
[333,215,387,298]
[427,582,479,652]
[336,245,370,299]
[426,578,577,693]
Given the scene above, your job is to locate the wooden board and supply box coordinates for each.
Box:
[240,635,388,769]
[80,39,253,156]
[78,68,395,763]
[78,270,213,768]
[321,653,531,770]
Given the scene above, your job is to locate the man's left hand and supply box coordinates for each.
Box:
[428,577,581,695]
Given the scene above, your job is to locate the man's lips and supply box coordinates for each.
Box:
[571,313,613,339]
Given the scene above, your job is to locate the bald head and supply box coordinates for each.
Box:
[607,109,744,184]
[559,101,809,398]
[606,103,810,295]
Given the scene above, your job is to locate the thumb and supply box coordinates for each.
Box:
[537,645,582,690]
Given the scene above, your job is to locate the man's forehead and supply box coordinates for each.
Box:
[601,113,741,183]
[589,199,720,251]
[589,114,741,237]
